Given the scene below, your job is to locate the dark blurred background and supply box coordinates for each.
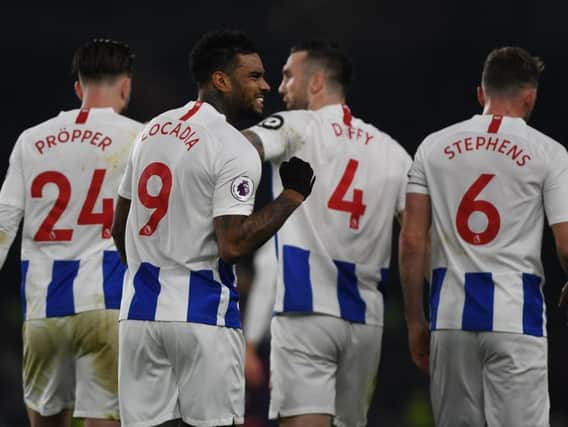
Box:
[1,3,567,426]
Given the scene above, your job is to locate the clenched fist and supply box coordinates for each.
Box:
[279,156,316,199]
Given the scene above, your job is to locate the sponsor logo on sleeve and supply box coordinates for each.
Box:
[231,176,254,202]
[258,114,284,130]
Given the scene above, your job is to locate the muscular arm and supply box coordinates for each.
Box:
[111,196,131,264]
[0,204,23,269]
[399,193,431,373]
[214,189,303,264]
[242,129,265,161]
[552,222,568,307]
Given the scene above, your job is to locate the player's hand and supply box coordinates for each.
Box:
[407,320,430,375]
[245,342,265,388]
[279,156,315,200]
[559,281,568,308]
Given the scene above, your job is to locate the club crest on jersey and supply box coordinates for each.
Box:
[258,114,284,130]
[231,176,254,202]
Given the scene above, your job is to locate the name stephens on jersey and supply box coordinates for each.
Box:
[139,120,201,151]
[443,135,531,166]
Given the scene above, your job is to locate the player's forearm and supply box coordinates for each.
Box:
[111,196,131,264]
[0,204,23,269]
[216,190,302,263]
[399,233,428,325]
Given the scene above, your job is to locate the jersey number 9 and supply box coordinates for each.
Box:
[137,162,172,237]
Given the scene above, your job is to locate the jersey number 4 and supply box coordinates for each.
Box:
[328,159,366,230]
[456,173,500,245]
[31,169,113,241]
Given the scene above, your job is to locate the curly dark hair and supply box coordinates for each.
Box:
[189,29,258,87]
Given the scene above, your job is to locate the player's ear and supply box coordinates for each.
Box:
[476,85,486,107]
[74,81,84,102]
[120,77,132,102]
[523,87,537,109]
[211,71,232,93]
[522,87,537,117]
[309,71,325,95]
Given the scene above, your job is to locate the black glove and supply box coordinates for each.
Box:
[279,156,316,199]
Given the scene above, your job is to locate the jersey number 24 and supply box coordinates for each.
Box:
[31,169,112,242]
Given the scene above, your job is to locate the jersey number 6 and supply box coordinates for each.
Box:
[456,173,500,245]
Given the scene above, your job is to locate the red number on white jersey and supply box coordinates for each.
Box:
[32,171,73,241]
[327,159,366,230]
[77,169,113,238]
[137,162,173,236]
[31,169,113,241]
[456,173,500,245]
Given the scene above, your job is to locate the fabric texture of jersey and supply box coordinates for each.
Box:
[118,101,261,327]
[251,105,411,326]
[407,114,568,336]
[0,108,142,320]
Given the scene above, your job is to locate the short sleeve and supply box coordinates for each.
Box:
[248,111,308,162]
[407,141,429,195]
[213,138,262,218]
[117,147,134,200]
[543,144,568,225]
[396,147,413,213]
[0,136,26,209]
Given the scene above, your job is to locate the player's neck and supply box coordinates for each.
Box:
[80,85,123,113]
[198,90,233,123]
[308,93,345,111]
[482,99,526,119]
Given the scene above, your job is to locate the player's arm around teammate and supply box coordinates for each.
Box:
[113,157,314,266]
[110,30,315,427]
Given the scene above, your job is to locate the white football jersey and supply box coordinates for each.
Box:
[118,101,261,327]
[408,114,568,337]
[250,105,411,326]
[0,108,143,320]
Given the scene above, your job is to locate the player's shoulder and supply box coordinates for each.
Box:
[256,109,316,133]
[108,111,144,131]
[421,117,476,145]
[523,122,563,148]
[18,110,69,140]
[351,113,411,161]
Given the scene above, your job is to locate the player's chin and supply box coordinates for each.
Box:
[248,103,265,117]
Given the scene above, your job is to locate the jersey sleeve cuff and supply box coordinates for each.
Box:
[407,182,429,195]
[117,188,132,200]
[547,215,568,226]
[213,207,254,218]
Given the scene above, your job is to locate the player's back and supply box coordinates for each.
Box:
[409,114,568,335]
[254,105,411,325]
[119,101,260,325]
[4,108,143,319]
